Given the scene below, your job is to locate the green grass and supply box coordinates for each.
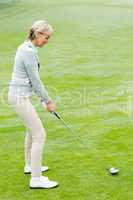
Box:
[0,0,133,199]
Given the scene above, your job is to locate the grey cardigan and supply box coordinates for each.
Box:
[9,40,51,103]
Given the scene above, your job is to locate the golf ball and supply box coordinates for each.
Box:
[109,168,119,175]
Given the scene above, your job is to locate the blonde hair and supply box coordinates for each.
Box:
[28,20,53,40]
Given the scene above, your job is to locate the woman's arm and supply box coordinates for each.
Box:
[23,49,52,104]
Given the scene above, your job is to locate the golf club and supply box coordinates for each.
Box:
[52,111,120,175]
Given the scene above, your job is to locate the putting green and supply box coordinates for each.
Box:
[0,0,133,199]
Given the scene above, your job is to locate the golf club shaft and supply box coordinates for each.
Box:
[52,111,82,143]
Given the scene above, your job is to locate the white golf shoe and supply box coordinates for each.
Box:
[30,176,59,189]
[24,166,49,174]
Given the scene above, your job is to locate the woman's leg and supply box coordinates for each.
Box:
[24,130,32,167]
[8,94,46,177]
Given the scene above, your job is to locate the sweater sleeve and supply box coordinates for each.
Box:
[23,49,52,103]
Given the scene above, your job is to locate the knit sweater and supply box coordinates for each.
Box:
[9,40,51,103]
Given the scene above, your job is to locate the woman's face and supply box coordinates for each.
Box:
[35,32,51,47]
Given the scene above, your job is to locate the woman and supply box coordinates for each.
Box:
[8,20,58,189]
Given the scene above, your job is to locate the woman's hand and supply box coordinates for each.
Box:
[46,101,55,112]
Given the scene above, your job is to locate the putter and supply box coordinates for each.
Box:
[52,111,120,175]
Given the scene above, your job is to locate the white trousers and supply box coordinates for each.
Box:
[8,90,46,177]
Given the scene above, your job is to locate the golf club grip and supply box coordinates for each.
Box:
[53,111,61,119]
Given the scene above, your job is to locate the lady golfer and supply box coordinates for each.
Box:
[8,20,58,189]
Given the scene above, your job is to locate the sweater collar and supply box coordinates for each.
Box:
[24,40,38,54]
